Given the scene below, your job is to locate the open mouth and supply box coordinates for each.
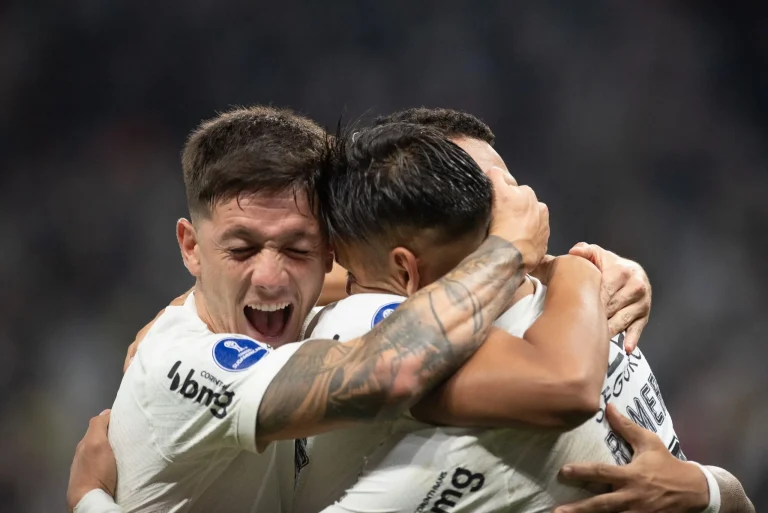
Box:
[244,302,294,340]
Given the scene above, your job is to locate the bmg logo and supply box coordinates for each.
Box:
[167,361,235,419]
[431,467,485,513]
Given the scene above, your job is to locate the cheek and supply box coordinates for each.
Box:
[288,257,327,294]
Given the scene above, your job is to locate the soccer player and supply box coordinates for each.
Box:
[70,109,656,511]
[373,108,754,512]
[294,116,752,512]
[79,106,551,513]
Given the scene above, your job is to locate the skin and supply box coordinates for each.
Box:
[177,190,334,347]
[333,137,750,512]
[322,135,652,352]
[451,136,651,350]
[255,171,550,442]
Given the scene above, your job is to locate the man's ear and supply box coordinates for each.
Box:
[390,247,421,296]
[177,218,201,277]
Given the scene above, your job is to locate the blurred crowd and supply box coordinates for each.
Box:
[1,1,766,511]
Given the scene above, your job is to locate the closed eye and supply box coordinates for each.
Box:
[229,247,256,259]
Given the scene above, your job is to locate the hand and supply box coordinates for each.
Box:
[67,410,117,512]
[554,404,709,513]
[124,290,192,372]
[568,243,651,352]
[487,167,550,272]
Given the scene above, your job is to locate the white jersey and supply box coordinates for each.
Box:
[295,278,684,513]
[108,293,302,513]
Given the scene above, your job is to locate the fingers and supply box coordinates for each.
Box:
[621,317,648,353]
[604,272,648,319]
[568,243,603,269]
[606,301,649,339]
[87,410,111,432]
[487,176,549,271]
[553,490,634,513]
[77,411,111,458]
[605,403,658,452]
[487,166,514,186]
[488,166,517,186]
[559,460,628,485]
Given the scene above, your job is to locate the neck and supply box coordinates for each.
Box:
[194,286,220,333]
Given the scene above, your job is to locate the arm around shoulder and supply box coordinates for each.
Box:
[412,255,608,430]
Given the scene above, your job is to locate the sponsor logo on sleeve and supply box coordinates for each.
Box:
[167,361,234,419]
[212,337,268,372]
[371,302,403,328]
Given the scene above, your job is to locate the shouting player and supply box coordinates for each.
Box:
[70,106,688,511]
[75,105,551,512]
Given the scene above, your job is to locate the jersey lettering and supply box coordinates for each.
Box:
[596,336,684,465]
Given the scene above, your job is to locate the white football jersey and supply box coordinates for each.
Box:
[108,293,302,513]
[295,278,684,513]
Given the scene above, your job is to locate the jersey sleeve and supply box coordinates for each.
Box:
[309,293,406,341]
[74,490,124,513]
[123,332,306,458]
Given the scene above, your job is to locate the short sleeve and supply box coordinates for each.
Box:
[231,341,306,452]
[123,333,306,459]
[310,294,405,342]
[74,490,123,513]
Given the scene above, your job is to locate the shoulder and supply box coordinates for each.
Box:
[309,293,406,342]
[133,316,277,389]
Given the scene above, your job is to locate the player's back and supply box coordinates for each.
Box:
[295,279,683,512]
[109,294,297,513]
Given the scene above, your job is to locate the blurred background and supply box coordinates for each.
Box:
[1,0,766,510]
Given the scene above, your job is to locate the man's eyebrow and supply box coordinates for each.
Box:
[220,226,257,241]
[283,229,316,241]
[220,226,318,242]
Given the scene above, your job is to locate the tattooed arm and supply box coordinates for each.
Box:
[257,172,549,444]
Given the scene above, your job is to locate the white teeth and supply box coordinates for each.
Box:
[247,302,290,312]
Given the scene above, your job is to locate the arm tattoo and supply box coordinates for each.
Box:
[257,235,527,441]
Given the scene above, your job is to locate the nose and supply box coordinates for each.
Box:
[249,249,289,295]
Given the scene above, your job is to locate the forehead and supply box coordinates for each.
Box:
[206,189,322,240]
[451,137,508,173]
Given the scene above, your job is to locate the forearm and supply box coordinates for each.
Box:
[708,466,755,513]
[413,255,607,429]
[257,235,527,441]
[522,255,608,410]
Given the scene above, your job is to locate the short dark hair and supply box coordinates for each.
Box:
[319,122,492,253]
[181,105,325,219]
[374,107,495,145]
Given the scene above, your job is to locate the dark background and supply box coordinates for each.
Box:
[1,1,766,511]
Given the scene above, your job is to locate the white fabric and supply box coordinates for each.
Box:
[295,278,685,513]
[693,462,722,513]
[108,292,301,513]
[75,489,124,513]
